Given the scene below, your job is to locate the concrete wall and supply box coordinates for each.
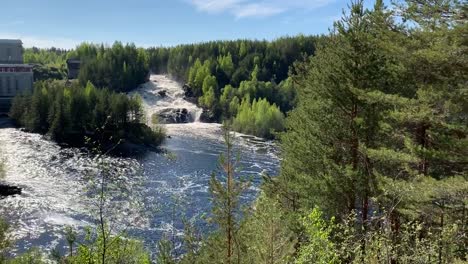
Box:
[0,43,23,64]
[0,72,33,97]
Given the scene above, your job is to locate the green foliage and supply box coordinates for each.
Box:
[24,47,67,65]
[0,218,11,263]
[295,208,338,264]
[273,0,467,262]
[60,139,151,264]
[63,232,150,264]
[32,65,67,81]
[295,208,465,264]
[233,97,284,139]
[219,85,236,119]
[160,1,467,262]
[242,193,296,264]
[149,36,318,126]
[217,53,234,78]
[24,47,68,81]
[156,237,176,264]
[21,36,313,137]
[9,80,164,147]
[157,36,317,86]
[6,249,45,264]
[207,126,250,264]
[199,75,218,109]
[4,1,467,263]
[0,218,47,264]
[74,42,149,92]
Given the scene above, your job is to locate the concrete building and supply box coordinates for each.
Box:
[0,40,33,112]
[0,39,23,64]
[66,59,81,79]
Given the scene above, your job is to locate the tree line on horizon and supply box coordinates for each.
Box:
[23,35,319,138]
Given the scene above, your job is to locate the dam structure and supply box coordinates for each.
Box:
[0,39,34,113]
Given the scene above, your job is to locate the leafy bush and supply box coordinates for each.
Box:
[232,97,284,139]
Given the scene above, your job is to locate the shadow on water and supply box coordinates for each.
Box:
[0,116,15,129]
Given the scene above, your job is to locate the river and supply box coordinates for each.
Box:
[0,75,280,257]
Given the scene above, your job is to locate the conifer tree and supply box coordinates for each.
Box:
[242,193,296,264]
[279,0,401,219]
[208,125,249,264]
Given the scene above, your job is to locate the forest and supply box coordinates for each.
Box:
[9,80,165,148]
[164,0,467,262]
[2,0,466,263]
[147,35,317,128]
[24,47,68,81]
[23,36,316,138]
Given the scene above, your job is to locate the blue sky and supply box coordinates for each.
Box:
[0,0,386,49]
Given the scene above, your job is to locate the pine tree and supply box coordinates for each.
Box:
[279,0,401,219]
[242,193,296,264]
[208,125,249,264]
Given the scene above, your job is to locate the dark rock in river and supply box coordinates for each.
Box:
[199,109,217,123]
[0,184,22,197]
[183,84,193,98]
[158,90,167,97]
[158,108,191,124]
[182,84,198,104]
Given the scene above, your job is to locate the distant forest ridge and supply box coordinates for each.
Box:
[24,35,320,86]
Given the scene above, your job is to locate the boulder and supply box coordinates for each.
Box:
[0,184,22,198]
[199,109,217,123]
[183,84,194,98]
[158,108,192,124]
[157,90,167,97]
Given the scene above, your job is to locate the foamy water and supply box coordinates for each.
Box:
[130,75,203,124]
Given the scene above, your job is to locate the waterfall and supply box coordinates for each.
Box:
[132,75,204,124]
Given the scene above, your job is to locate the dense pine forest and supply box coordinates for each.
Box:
[1,0,467,263]
[22,35,317,138]
[10,80,165,147]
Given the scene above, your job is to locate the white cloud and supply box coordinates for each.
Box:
[235,3,284,18]
[0,33,80,49]
[187,0,335,18]
[189,0,246,13]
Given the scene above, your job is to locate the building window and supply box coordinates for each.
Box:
[15,78,19,91]
[0,77,3,94]
[7,48,11,61]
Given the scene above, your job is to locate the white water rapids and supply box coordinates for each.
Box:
[0,75,279,257]
[132,74,203,124]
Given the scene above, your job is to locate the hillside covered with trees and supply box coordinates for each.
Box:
[2,1,465,262]
[22,36,319,138]
[168,0,466,263]
[9,81,165,148]
[147,36,318,136]
[163,0,468,262]
[24,47,68,81]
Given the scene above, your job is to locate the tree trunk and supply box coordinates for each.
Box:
[350,102,359,213]
[417,124,429,175]
[227,136,233,264]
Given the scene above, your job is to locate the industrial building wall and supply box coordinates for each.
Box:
[0,72,34,97]
[0,44,23,64]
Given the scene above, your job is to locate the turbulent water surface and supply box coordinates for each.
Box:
[0,75,279,256]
